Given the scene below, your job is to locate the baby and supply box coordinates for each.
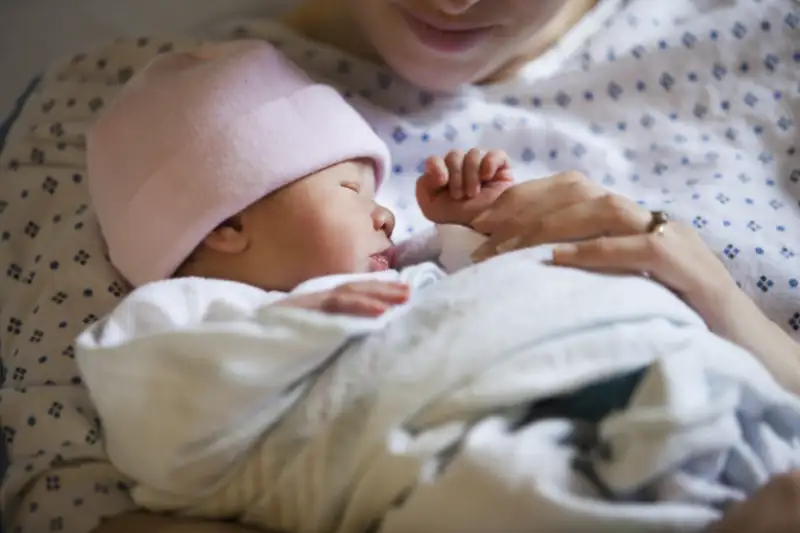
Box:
[77,40,800,533]
[86,39,512,314]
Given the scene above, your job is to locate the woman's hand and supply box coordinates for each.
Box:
[276,281,410,317]
[705,472,800,533]
[416,148,514,226]
[470,171,740,333]
[467,172,800,394]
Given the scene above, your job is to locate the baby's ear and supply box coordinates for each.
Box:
[201,216,247,254]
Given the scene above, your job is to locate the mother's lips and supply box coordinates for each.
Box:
[398,8,496,54]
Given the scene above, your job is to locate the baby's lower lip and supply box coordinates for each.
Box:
[370,253,390,271]
[399,9,494,54]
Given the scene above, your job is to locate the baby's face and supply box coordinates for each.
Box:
[234,160,396,291]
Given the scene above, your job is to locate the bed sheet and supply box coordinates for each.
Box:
[0,0,298,120]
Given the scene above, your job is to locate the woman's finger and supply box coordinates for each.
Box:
[553,223,746,341]
[471,217,530,260]
[550,232,686,293]
[483,193,651,257]
[462,148,483,198]
[471,171,605,234]
[444,150,466,200]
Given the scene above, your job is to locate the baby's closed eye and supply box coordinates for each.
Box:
[341,181,361,193]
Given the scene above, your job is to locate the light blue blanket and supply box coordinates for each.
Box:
[77,250,800,533]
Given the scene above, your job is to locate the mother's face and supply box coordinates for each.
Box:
[347,0,571,91]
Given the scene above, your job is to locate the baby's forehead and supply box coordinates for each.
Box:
[325,158,380,189]
[355,158,381,186]
[351,158,380,178]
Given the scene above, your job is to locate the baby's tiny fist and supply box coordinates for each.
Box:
[416,149,515,226]
[419,157,449,191]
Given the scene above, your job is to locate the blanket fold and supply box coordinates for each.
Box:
[76,250,800,533]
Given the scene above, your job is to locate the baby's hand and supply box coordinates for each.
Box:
[417,149,514,226]
[277,281,410,317]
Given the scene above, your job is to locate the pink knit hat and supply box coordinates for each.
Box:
[87,40,391,287]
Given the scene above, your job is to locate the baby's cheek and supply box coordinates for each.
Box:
[307,237,364,276]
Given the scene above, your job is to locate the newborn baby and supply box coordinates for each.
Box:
[86,39,512,314]
[77,40,800,533]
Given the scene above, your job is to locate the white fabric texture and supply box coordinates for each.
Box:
[1,0,799,531]
[76,250,800,533]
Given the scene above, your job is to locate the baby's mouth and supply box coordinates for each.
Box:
[369,248,396,271]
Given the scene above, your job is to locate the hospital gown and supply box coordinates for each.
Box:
[0,0,799,531]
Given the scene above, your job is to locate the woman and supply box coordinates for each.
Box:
[1,0,798,532]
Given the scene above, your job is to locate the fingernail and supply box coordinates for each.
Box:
[553,243,578,257]
[495,236,521,254]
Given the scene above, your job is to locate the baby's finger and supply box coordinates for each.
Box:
[323,293,391,317]
[495,167,515,182]
[480,149,512,181]
[444,150,466,200]
[325,281,408,316]
[423,156,449,188]
[343,280,410,303]
[462,148,483,198]
[358,281,411,304]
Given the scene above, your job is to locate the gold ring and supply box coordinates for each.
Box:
[647,210,669,236]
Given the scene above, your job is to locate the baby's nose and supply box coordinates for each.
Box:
[372,205,395,238]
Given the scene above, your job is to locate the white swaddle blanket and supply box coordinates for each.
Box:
[76,249,800,533]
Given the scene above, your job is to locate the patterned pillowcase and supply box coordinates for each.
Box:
[0,77,40,156]
[0,35,199,533]
[0,35,199,387]
[0,73,39,500]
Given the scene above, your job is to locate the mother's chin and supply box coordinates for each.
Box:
[354,5,506,91]
[283,0,574,92]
